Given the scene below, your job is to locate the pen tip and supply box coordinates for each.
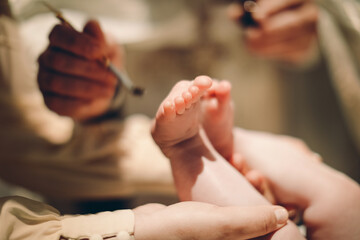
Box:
[132,87,145,96]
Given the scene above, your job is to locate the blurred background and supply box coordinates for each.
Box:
[1,0,359,213]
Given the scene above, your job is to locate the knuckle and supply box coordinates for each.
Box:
[43,95,58,112]
[39,71,63,93]
[50,25,77,47]
[104,71,117,87]
[37,67,46,85]
[48,24,62,41]
[44,51,74,72]
[37,51,48,66]
[84,40,103,59]
[37,71,50,90]
[42,51,59,68]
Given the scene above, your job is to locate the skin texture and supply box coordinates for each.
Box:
[229,0,318,64]
[152,75,360,239]
[201,80,234,161]
[37,20,122,121]
[133,202,289,240]
[232,129,360,240]
[201,79,276,203]
[151,76,304,240]
[166,75,360,239]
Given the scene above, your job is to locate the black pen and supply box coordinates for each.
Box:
[42,1,145,96]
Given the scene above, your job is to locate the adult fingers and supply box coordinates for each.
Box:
[246,170,277,204]
[83,19,106,42]
[255,0,308,19]
[38,67,115,100]
[38,48,117,86]
[223,205,288,239]
[42,92,89,118]
[227,3,244,21]
[247,32,314,54]
[263,3,317,36]
[48,24,104,60]
[230,153,249,174]
[249,3,318,39]
[246,170,264,192]
[84,20,125,68]
[245,22,316,48]
[246,32,315,63]
[42,92,110,121]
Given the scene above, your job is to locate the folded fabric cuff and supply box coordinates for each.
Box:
[60,210,135,240]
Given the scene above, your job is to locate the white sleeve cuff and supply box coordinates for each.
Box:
[60,210,135,240]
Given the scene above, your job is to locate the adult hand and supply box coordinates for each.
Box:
[233,128,324,208]
[229,0,318,64]
[230,153,277,204]
[233,128,360,240]
[38,20,123,121]
[133,201,289,240]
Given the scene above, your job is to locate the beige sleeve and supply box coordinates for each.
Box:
[0,196,135,240]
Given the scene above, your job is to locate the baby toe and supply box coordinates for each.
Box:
[174,96,186,114]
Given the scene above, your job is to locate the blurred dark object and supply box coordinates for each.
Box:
[0,0,12,17]
[237,0,258,27]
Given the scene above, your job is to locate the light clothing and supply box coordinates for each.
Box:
[317,0,360,152]
[0,196,135,240]
[0,15,174,200]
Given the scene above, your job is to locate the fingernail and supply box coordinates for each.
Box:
[274,208,288,226]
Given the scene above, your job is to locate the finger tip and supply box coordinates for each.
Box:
[228,3,244,21]
[274,207,289,225]
[83,19,104,40]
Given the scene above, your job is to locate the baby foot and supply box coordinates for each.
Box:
[151,76,212,156]
[201,80,234,160]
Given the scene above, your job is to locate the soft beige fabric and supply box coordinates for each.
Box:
[317,0,360,153]
[0,15,174,199]
[0,196,135,240]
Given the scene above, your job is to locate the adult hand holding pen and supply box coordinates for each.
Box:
[229,0,318,64]
[38,20,123,121]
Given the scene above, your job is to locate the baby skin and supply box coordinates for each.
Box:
[151,76,304,240]
[153,77,360,240]
[201,80,234,161]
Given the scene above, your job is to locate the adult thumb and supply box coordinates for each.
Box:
[231,205,289,239]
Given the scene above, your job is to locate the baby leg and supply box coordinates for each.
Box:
[152,76,304,240]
